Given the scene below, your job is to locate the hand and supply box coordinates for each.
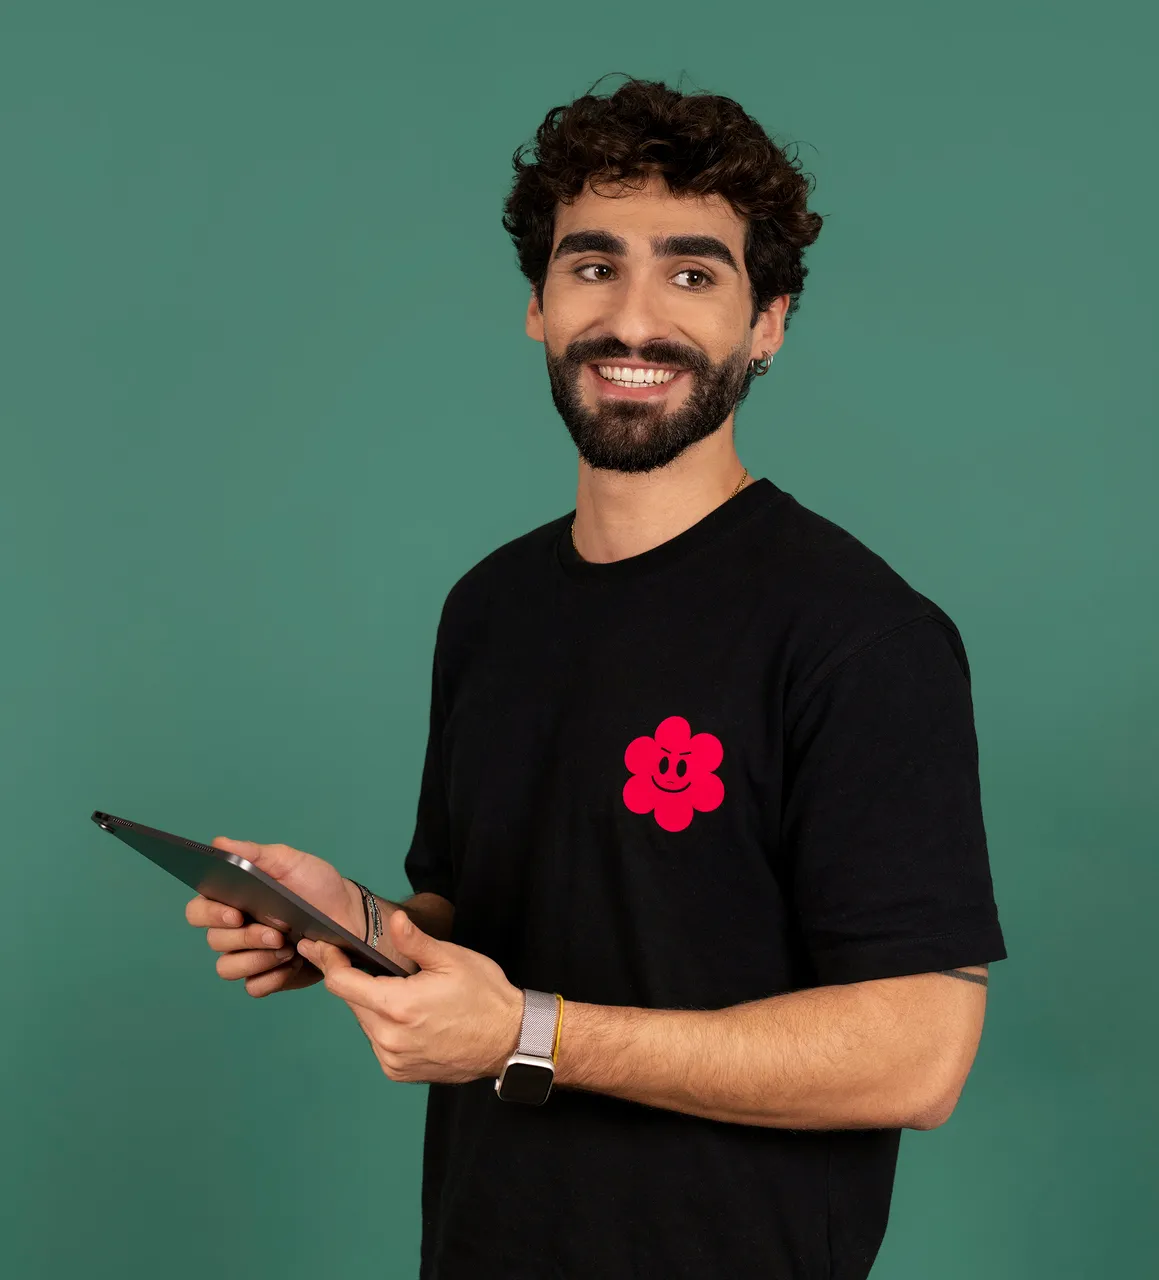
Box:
[185,837,363,998]
[298,907,525,1085]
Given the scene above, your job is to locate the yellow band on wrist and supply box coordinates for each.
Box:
[551,993,564,1063]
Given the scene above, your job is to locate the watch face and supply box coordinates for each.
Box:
[498,1059,553,1105]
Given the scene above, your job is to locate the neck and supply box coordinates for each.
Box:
[572,426,750,564]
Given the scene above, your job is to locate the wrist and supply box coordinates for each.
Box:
[492,988,563,1076]
[342,877,369,940]
[490,985,526,1078]
[492,988,565,1102]
[343,880,419,974]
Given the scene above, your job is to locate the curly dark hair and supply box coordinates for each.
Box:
[502,76,824,331]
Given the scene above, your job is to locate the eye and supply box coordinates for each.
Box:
[575,262,615,282]
[658,756,670,774]
[676,759,688,778]
[673,268,715,291]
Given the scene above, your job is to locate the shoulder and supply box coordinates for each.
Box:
[435,510,569,645]
[750,486,972,695]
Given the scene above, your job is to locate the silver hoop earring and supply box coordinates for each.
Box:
[748,351,774,376]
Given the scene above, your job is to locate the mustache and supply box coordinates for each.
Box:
[560,337,712,375]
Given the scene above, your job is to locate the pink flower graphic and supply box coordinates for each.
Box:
[623,715,725,832]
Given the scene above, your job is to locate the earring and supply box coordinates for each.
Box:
[748,351,774,376]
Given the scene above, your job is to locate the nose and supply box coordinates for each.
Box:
[599,275,673,354]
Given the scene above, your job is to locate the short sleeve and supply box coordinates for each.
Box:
[782,615,1007,985]
[403,646,456,904]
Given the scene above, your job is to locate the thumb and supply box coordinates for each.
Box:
[389,909,446,969]
[211,837,300,882]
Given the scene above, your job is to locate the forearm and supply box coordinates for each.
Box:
[552,976,976,1131]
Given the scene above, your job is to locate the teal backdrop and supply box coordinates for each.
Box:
[3,1,1155,1276]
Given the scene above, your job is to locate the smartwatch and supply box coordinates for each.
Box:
[495,988,559,1105]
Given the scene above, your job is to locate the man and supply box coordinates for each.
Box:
[188,78,1007,1279]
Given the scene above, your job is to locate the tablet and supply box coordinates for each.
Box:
[91,810,409,978]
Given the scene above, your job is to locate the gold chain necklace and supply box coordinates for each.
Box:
[570,467,749,557]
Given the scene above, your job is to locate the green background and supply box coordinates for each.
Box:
[3,1,1155,1275]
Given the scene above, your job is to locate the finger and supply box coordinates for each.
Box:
[386,907,449,972]
[347,1004,380,1050]
[298,938,351,971]
[313,975,380,1039]
[205,922,286,953]
[212,837,302,882]
[244,955,320,999]
[186,895,245,929]
[297,937,356,983]
[215,946,298,981]
[212,836,262,857]
[299,939,405,1007]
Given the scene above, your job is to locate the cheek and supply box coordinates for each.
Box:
[540,276,599,337]
[700,328,752,370]
[678,293,751,356]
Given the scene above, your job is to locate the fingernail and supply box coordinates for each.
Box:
[275,947,294,960]
[263,930,279,945]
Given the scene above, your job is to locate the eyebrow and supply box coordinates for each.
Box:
[552,230,740,274]
[653,234,739,273]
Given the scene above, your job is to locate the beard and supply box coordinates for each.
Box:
[544,334,756,474]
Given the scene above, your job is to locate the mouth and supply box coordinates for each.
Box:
[652,777,691,793]
[586,363,689,399]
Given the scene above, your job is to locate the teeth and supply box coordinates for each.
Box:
[596,366,678,387]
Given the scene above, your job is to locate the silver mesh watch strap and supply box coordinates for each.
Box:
[518,988,559,1059]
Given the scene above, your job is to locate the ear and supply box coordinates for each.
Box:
[749,293,789,362]
[525,287,545,343]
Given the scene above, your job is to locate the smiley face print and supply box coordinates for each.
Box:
[623,715,725,832]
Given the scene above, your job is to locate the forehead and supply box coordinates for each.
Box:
[553,174,746,255]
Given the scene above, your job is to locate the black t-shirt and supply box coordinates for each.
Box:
[404,477,1007,1280]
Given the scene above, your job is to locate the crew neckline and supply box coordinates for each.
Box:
[554,476,784,582]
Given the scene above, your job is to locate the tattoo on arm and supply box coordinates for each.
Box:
[939,967,989,987]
